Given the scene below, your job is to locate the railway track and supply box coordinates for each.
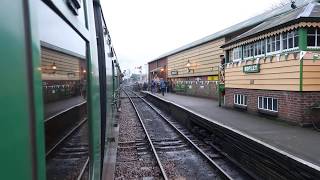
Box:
[122,90,168,180]
[46,118,89,180]
[123,88,251,179]
[45,102,89,180]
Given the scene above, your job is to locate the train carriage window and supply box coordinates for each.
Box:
[38,1,90,179]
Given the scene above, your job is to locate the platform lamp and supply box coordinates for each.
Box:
[186,59,194,73]
[51,62,57,70]
[50,62,57,74]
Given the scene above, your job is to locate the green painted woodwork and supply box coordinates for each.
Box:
[0,1,35,179]
[28,0,46,179]
[299,28,307,51]
[300,60,304,92]
[243,64,260,73]
[299,28,307,92]
[86,0,102,179]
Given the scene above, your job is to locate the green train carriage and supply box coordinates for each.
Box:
[0,0,121,179]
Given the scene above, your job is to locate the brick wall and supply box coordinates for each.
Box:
[157,58,167,68]
[225,88,320,125]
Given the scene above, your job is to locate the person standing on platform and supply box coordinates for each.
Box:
[151,80,155,93]
[160,78,166,96]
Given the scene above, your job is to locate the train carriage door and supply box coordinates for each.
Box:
[36,0,103,179]
[0,1,46,180]
[37,0,91,179]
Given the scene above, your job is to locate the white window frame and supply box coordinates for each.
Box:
[307,28,320,49]
[232,47,242,62]
[258,96,278,112]
[228,49,234,62]
[282,30,299,52]
[234,94,247,106]
[266,35,281,56]
[243,43,254,60]
[254,40,266,58]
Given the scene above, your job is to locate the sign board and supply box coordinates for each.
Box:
[243,64,260,73]
[208,75,218,81]
[171,70,178,75]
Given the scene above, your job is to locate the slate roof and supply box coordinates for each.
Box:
[223,1,320,47]
[149,0,314,63]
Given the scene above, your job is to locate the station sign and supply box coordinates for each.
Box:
[171,71,178,75]
[243,64,260,73]
[208,75,218,81]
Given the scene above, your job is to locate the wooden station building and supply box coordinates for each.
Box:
[148,0,320,124]
[222,1,320,125]
[149,0,310,98]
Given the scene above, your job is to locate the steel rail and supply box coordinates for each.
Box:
[45,101,87,123]
[122,89,169,180]
[77,157,89,180]
[46,118,88,157]
[128,89,234,180]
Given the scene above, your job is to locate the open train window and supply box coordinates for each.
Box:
[37,1,89,179]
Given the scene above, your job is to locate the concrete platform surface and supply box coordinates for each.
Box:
[44,96,86,119]
[146,92,320,168]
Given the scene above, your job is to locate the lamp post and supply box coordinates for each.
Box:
[186,59,194,73]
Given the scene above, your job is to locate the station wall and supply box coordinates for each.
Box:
[168,38,225,78]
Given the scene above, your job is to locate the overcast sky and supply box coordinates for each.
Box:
[101,0,285,74]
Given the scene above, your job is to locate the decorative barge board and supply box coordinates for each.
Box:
[222,0,320,125]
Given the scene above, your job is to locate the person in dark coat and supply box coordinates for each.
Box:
[159,78,166,96]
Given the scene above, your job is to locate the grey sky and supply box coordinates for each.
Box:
[101,0,285,74]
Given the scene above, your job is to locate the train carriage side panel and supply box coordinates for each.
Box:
[0,0,46,179]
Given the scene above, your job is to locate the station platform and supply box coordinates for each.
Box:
[44,96,86,119]
[144,91,320,168]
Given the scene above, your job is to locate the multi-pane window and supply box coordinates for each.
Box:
[275,35,281,51]
[266,35,280,53]
[228,49,233,62]
[283,30,299,50]
[234,94,247,106]
[258,96,278,112]
[307,28,320,47]
[232,47,242,61]
[254,40,265,56]
[243,43,254,58]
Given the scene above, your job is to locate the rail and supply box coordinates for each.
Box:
[126,89,234,180]
[46,118,87,157]
[122,88,169,180]
[45,101,87,123]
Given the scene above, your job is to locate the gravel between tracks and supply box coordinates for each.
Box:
[133,98,219,180]
[115,95,162,179]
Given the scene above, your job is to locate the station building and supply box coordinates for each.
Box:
[149,0,320,124]
[149,0,311,98]
[148,57,167,83]
[222,1,320,125]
